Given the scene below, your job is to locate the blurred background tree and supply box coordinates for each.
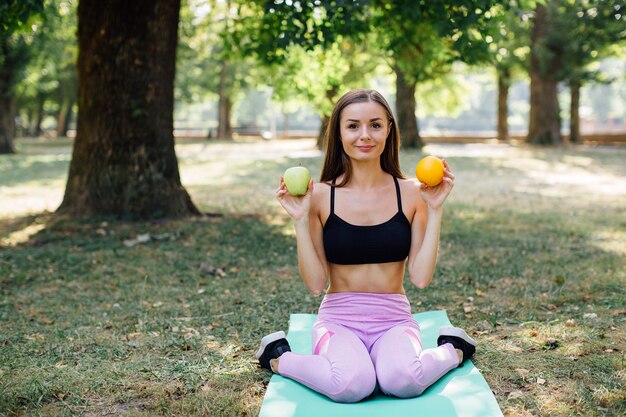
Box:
[0,0,44,154]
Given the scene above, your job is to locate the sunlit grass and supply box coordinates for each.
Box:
[1,137,625,416]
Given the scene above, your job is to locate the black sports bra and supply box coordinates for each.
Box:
[323,176,412,265]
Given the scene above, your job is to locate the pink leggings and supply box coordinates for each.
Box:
[279,292,459,403]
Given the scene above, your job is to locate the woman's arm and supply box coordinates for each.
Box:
[277,178,329,295]
[407,160,455,288]
[407,202,443,288]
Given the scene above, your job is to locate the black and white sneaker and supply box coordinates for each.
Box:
[437,326,477,366]
[255,331,292,372]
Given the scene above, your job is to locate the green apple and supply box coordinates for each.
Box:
[283,166,311,196]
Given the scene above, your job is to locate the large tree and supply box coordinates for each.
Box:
[176,0,257,140]
[370,1,504,148]
[246,0,503,148]
[58,0,199,219]
[557,0,625,143]
[528,1,563,145]
[489,4,531,141]
[14,0,78,138]
[268,38,381,148]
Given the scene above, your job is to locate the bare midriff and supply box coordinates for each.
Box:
[326,261,406,294]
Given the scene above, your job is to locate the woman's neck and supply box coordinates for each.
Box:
[347,161,388,190]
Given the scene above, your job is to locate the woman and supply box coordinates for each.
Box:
[256,89,476,403]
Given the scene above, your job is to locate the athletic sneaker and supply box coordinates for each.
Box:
[256,331,291,372]
[437,326,477,366]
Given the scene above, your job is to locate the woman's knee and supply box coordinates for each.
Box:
[377,366,426,398]
[374,327,426,398]
[327,361,377,403]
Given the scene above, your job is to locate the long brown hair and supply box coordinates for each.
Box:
[320,89,404,187]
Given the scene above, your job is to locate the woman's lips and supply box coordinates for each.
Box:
[357,146,373,151]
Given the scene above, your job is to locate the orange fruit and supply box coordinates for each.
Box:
[416,156,444,187]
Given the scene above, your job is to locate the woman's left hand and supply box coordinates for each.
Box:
[420,159,455,209]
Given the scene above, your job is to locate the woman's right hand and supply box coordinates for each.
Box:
[276,176,314,222]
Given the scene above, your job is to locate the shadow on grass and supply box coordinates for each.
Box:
[0,138,72,188]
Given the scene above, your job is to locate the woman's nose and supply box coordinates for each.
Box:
[359,126,370,140]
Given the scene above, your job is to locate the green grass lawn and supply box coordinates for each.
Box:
[1,137,625,417]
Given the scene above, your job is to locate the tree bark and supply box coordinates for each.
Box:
[56,97,74,137]
[569,79,581,144]
[497,67,510,142]
[32,94,45,137]
[59,0,199,219]
[528,3,562,145]
[394,64,423,149]
[0,94,16,153]
[217,60,232,139]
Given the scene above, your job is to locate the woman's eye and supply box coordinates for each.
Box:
[347,124,357,129]
[372,123,381,128]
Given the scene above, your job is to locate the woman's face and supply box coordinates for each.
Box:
[339,101,391,162]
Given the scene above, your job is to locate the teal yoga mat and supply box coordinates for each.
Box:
[259,311,503,417]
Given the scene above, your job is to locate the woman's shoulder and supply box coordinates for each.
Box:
[311,182,330,218]
[311,180,332,211]
[397,176,421,195]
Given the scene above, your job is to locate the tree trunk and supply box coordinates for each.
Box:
[0,94,16,154]
[317,115,329,149]
[497,67,510,142]
[394,64,423,148]
[30,94,45,137]
[569,79,581,144]
[528,3,562,145]
[59,0,199,219]
[62,99,74,136]
[56,98,69,137]
[217,60,232,139]
[282,110,289,138]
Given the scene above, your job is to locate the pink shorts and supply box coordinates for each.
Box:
[314,292,420,352]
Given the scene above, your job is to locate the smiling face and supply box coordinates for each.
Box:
[339,101,391,162]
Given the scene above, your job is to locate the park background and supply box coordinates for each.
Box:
[1,1,625,416]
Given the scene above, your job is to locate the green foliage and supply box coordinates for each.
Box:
[0,0,44,35]
[15,0,78,121]
[238,0,371,64]
[488,2,533,77]
[554,0,625,84]
[267,36,382,117]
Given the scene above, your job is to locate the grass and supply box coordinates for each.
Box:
[1,137,625,417]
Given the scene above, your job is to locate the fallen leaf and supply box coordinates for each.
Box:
[565,319,576,327]
[463,306,477,313]
[537,377,546,385]
[508,390,524,400]
[199,262,226,277]
[123,233,151,247]
[583,313,598,319]
[515,368,530,377]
